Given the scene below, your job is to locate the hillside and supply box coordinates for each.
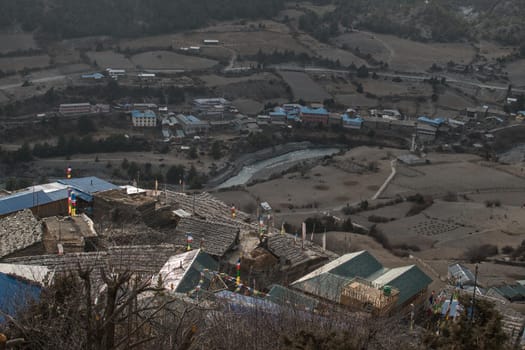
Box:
[0,0,285,38]
[298,0,525,45]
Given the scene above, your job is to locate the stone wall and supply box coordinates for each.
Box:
[0,210,43,259]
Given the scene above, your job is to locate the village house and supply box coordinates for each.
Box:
[299,106,329,126]
[290,250,432,315]
[132,109,157,127]
[176,114,210,135]
[42,214,98,254]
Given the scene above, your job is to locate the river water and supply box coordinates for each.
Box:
[217,148,341,189]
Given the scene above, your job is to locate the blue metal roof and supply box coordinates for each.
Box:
[0,190,54,216]
[131,110,156,118]
[0,273,41,323]
[81,73,104,79]
[300,106,328,116]
[58,177,119,195]
[342,114,363,125]
[270,110,287,117]
[417,116,444,126]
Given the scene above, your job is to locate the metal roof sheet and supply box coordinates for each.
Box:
[0,272,41,323]
[266,284,319,311]
[0,190,54,216]
[373,265,432,306]
[58,177,119,195]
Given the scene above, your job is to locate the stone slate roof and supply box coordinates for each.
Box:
[4,244,183,277]
[266,234,331,267]
[174,217,239,257]
[0,209,42,259]
[167,191,254,231]
[156,249,218,293]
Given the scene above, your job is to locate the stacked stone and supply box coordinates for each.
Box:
[0,209,42,259]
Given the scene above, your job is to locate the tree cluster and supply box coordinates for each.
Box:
[32,134,149,159]
[0,0,285,39]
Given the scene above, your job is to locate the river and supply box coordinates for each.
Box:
[216,148,341,189]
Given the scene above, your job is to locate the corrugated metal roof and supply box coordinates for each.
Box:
[372,265,432,306]
[0,264,53,284]
[300,106,328,115]
[448,263,475,285]
[266,284,319,311]
[131,110,156,118]
[292,272,351,303]
[293,251,382,285]
[58,177,119,195]
[215,290,280,314]
[0,272,41,323]
[0,190,54,216]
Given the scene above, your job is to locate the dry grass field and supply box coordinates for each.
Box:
[334,32,392,63]
[279,71,330,101]
[193,19,292,34]
[131,50,217,70]
[0,55,50,72]
[86,51,134,69]
[199,72,276,86]
[122,30,307,56]
[336,31,475,72]
[296,33,367,67]
[505,59,525,87]
[478,41,516,61]
[384,159,525,197]
[334,93,378,108]
[0,33,39,53]
[231,98,264,115]
[361,79,433,97]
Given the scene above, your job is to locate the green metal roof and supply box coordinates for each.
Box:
[330,251,383,279]
[266,284,319,311]
[292,272,351,303]
[376,265,432,306]
[176,250,218,293]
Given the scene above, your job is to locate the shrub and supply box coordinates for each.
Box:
[501,245,514,254]
[367,215,391,223]
[406,195,433,216]
[369,227,391,250]
[442,191,458,202]
[485,199,502,207]
[464,244,499,263]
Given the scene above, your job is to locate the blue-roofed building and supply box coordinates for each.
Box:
[81,73,104,80]
[131,109,157,127]
[176,114,209,135]
[417,116,445,127]
[269,107,287,122]
[58,176,119,203]
[299,106,329,126]
[0,188,69,218]
[0,179,114,218]
[0,264,50,323]
[342,114,363,129]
